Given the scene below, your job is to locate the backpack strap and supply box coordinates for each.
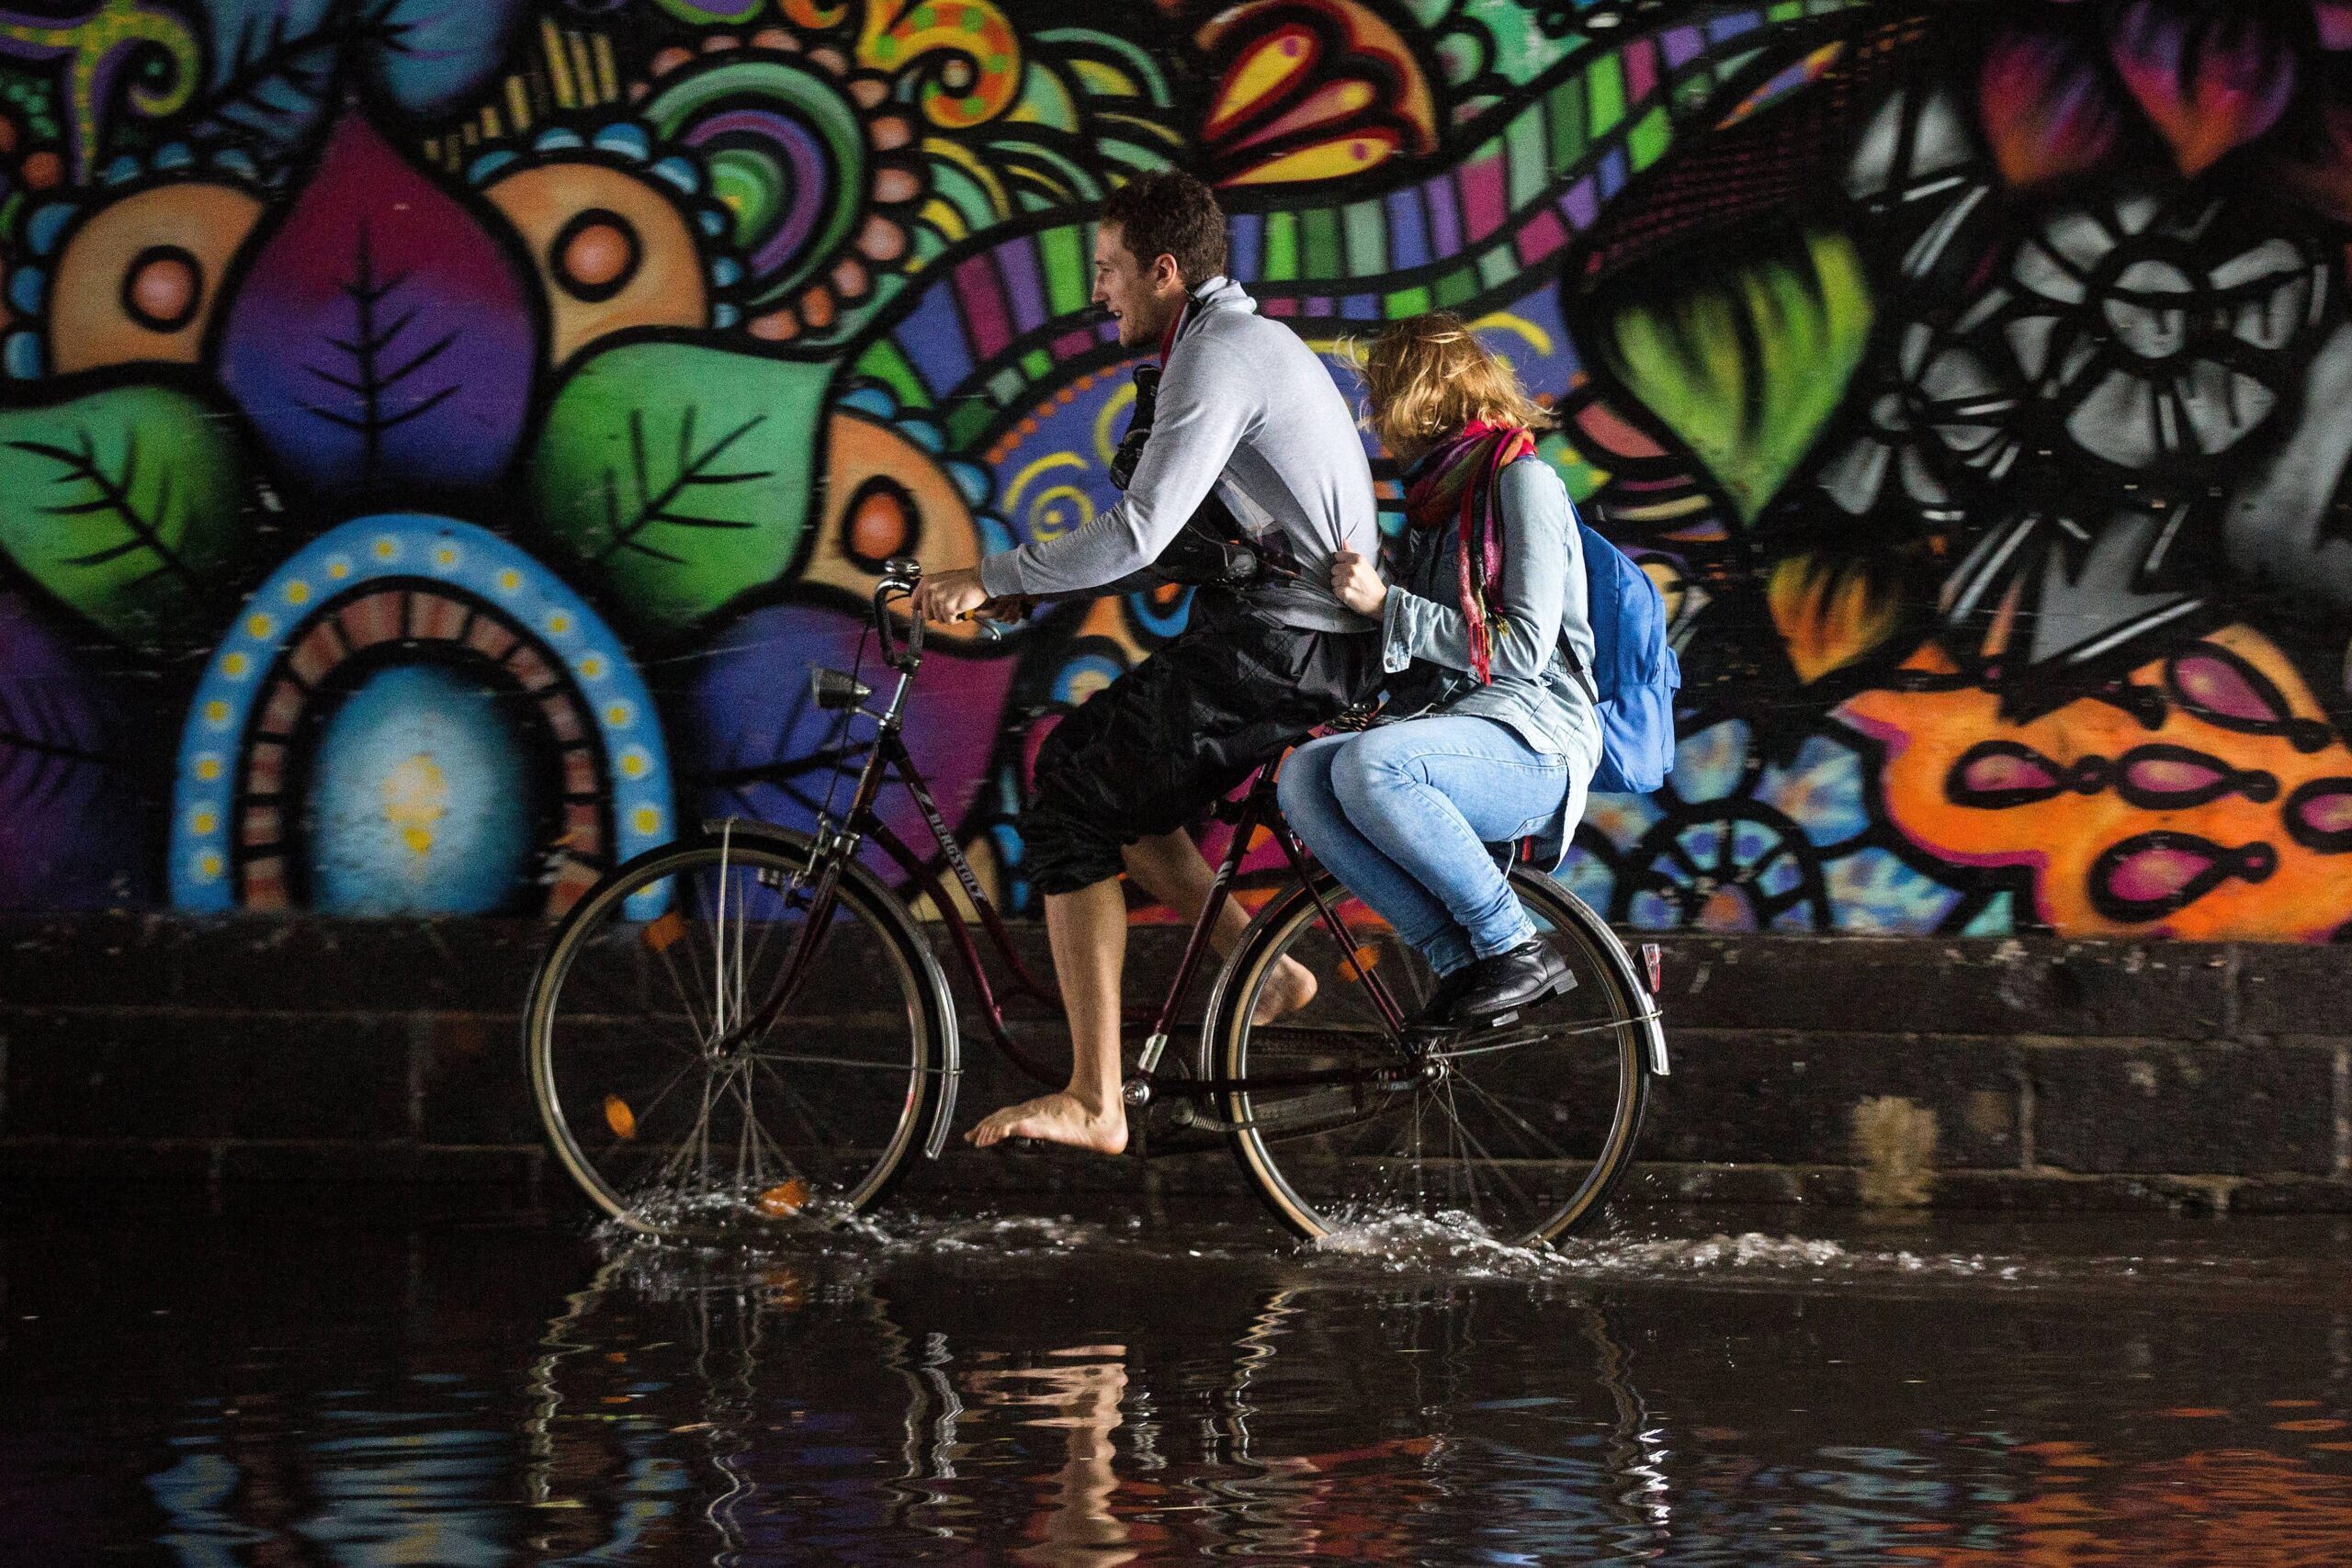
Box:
[1558,626,1600,707]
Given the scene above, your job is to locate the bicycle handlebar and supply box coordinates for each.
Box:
[873,557,1004,674]
[876,557,924,672]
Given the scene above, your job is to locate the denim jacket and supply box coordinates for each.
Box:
[1379,455,1602,771]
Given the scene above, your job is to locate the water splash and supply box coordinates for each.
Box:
[1304,1208,2028,1283]
[588,1196,2053,1290]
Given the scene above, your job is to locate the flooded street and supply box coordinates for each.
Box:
[6,1198,2351,1564]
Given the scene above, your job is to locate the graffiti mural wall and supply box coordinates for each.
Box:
[1,0,2348,940]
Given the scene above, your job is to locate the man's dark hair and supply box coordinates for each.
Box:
[1101,172,1227,288]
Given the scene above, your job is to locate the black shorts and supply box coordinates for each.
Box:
[1022,588,1380,897]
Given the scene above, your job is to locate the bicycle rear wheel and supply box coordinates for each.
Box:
[1204,868,1657,1247]
[524,828,956,1235]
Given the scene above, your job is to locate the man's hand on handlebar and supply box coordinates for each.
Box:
[910,565,988,624]
[972,595,1035,624]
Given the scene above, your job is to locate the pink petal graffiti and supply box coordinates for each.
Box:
[2088,830,2278,923]
[2114,746,2279,807]
[2283,778,2352,853]
[2162,642,2334,752]
[1948,740,2110,807]
[1949,741,2278,810]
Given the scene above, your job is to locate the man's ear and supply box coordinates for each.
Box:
[1150,253,1183,293]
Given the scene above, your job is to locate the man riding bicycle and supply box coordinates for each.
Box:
[913,172,1383,1156]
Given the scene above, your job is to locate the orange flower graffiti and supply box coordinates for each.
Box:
[1844,626,2352,939]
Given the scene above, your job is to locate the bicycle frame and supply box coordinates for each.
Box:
[715,563,1429,1148]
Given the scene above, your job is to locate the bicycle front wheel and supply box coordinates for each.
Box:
[524,828,956,1235]
[1204,868,1657,1247]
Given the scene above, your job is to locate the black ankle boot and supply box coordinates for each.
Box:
[1451,941,1573,1023]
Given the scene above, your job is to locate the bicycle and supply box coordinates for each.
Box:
[522,559,1671,1246]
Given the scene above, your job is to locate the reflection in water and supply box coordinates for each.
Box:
[1899,1443,2352,1567]
[964,1347,1133,1566]
[5,1209,2351,1563]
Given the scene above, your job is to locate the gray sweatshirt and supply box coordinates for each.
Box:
[976,276,1381,633]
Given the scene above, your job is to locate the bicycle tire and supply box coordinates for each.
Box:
[524,828,956,1235]
[1203,867,1657,1247]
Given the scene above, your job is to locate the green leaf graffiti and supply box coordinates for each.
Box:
[528,342,831,637]
[0,383,249,648]
[1601,230,1874,525]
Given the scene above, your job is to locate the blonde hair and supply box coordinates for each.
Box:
[1356,312,1555,459]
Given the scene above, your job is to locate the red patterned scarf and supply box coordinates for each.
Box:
[1402,419,1535,683]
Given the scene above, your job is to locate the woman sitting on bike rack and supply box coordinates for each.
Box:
[1281,314,1600,1030]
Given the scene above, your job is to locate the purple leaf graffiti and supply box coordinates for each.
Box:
[0,592,150,908]
[218,111,537,498]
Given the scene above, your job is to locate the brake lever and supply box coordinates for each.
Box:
[955,606,1023,642]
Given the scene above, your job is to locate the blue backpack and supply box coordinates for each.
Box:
[1564,514,1680,795]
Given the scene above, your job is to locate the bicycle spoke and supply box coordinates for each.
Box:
[1453,1071,1576,1164]
[679,873,724,1030]
[1424,1026,1550,1059]
[751,1053,855,1155]
[746,1049,943,1075]
[647,1071,721,1195]
[739,879,792,1022]
[729,870,751,1042]
[602,1015,707,1067]
[1435,1075,1538,1228]
[1439,1077,1470,1212]
[749,1053,838,1154]
[729,1061,805,1198]
[1408,1091,1427,1209]
[649,929,715,1046]
[729,1064,760,1192]
[710,860,730,1041]
[741,1070,803,1185]
[1423,1012,1640,1057]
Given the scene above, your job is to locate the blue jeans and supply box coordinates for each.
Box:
[1279,717,1582,977]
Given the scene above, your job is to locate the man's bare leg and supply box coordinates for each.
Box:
[967,876,1130,1153]
[967,828,1318,1153]
[1121,828,1317,1024]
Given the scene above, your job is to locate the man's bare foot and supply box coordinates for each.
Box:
[965,1091,1128,1154]
[1251,955,1319,1026]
